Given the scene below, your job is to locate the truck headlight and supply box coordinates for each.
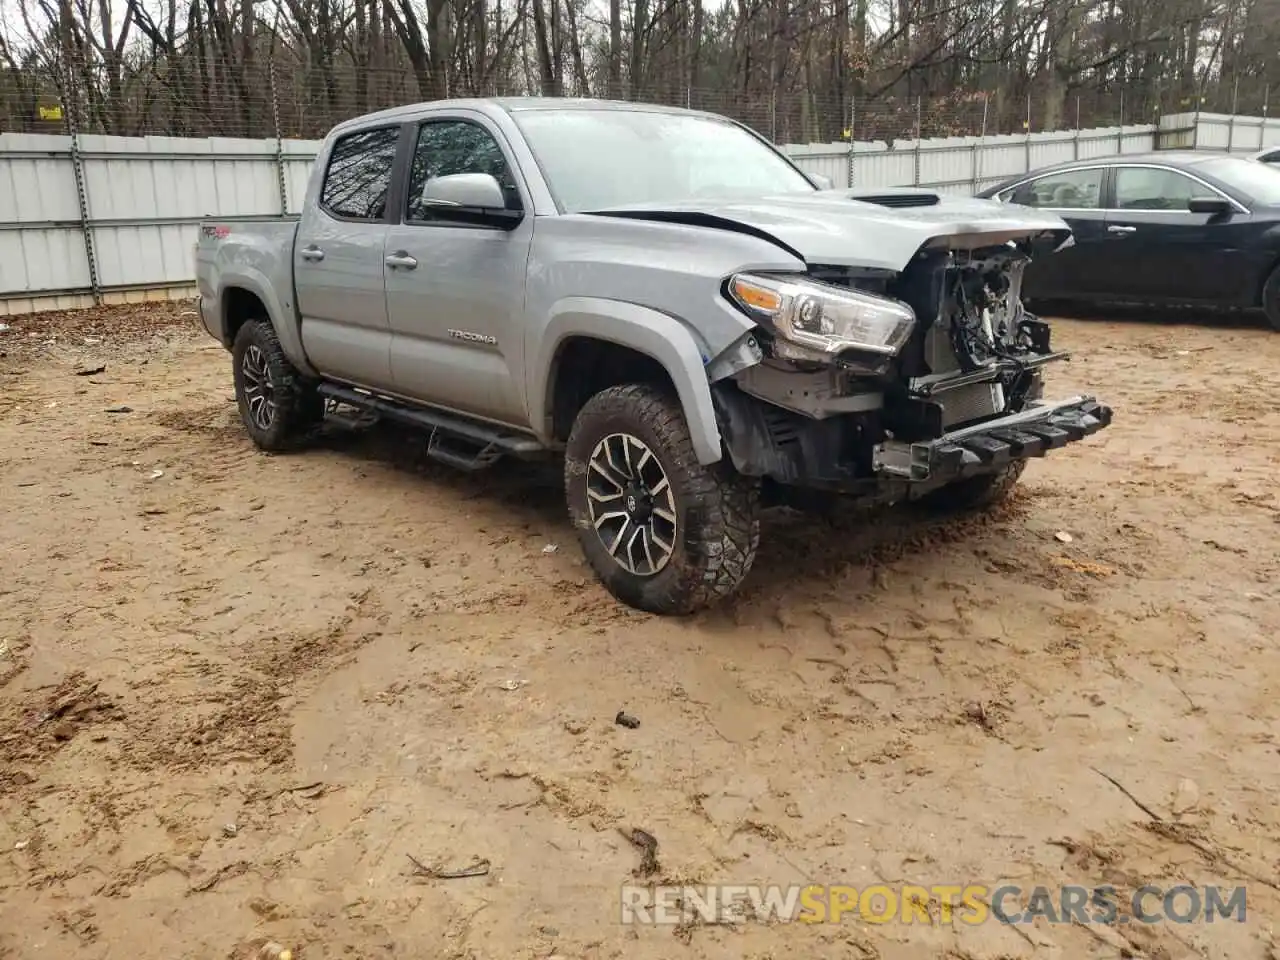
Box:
[728,272,915,361]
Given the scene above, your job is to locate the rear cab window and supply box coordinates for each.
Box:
[320,127,401,221]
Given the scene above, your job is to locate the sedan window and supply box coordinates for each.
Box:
[1114,167,1206,211]
[1004,168,1103,210]
[1196,155,1280,205]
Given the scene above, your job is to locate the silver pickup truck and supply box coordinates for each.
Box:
[196,97,1112,615]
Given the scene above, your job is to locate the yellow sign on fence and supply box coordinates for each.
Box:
[37,104,64,121]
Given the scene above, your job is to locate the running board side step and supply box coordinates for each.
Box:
[317,382,546,471]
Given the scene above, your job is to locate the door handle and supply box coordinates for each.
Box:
[1107,225,1137,234]
[385,252,418,270]
[300,246,325,261]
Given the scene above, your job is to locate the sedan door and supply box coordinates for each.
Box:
[383,115,533,425]
[1101,165,1253,303]
[997,166,1109,301]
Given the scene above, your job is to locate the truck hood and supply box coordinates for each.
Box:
[587,188,1072,273]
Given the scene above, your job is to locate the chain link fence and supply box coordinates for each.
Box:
[3,56,1274,145]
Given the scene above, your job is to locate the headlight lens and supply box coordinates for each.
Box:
[727,272,916,360]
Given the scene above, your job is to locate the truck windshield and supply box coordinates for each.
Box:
[511,108,817,213]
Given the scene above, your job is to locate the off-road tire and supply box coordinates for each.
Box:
[1262,265,1280,331]
[564,384,760,615]
[231,319,323,451]
[917,461,1027,514]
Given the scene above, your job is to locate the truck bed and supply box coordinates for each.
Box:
[195,217,300,346]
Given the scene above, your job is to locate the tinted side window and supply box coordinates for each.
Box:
[1005,168,1103,210]
[406,120,522,222]
[320,127,400,220]
[1114,167,1205,210]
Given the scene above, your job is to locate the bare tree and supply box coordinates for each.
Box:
[1,0,1254,143]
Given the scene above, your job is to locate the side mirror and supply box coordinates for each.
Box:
[1188,196,1231,215]
[421,173,522,228]
[810,172,834,190]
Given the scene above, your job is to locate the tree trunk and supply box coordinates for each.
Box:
[530,0,558,94]
[609,0,621,98]
[631,0,648,97]
[564,0,589,95]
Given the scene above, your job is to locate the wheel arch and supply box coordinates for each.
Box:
[533,298,723,465]
[215,271,315,376]
[1256,251,1280,307]
[222,286,270,348]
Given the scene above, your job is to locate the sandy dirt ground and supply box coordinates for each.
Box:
[1,302,1278,960]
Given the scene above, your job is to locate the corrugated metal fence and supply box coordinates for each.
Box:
[0,133,320,315]
[785,124,1161,196]
[1,110,1277,315]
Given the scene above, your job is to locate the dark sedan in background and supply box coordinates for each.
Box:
[978,152,1280,329]
[1250,146,1280,166]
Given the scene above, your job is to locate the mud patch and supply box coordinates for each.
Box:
[0,673,123,790]
[0,303,1277,960]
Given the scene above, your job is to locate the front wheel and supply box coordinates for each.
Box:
[1262,265,1280,331]
[564,384,760,615]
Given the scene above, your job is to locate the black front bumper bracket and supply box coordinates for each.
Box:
[872,395,1113,482]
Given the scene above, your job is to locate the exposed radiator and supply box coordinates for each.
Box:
[939,381,1006,428]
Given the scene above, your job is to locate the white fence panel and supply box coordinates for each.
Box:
[284,140,324,214]
[781,143,847,188]
[0,134,91,308]
[0,111,1273,315]
[783,125,1159,192]
[78,136,290,290]
[0,132,324,314]
[1159,112,1280,153]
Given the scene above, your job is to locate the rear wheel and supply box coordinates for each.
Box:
[916,461,1027,514]
[231,319,323,451]
[1262,266,1280,331]
[564,384,760,615]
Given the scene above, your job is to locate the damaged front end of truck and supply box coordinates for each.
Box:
[705,190,1114,502]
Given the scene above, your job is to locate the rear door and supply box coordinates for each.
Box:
[997,166,1109,300]
[295,125,404,390]
[1101,165,1252,303]
[383,113,534,425]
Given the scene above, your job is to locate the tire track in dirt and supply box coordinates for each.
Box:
[1,304,1278,960]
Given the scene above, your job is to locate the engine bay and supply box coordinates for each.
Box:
[944,246,1051,372]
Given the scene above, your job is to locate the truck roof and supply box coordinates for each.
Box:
[328,97,714,136]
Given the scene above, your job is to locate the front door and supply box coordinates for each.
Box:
[1001,165,1109,301]
[295,125,401,390]
[1101,165,1253,303]
[383,115,533,426]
